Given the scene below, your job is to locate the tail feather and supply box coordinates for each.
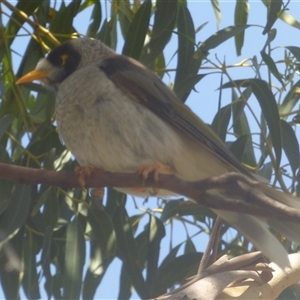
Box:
[268,220,300,244]
[260,183,300,209]
[215,209,291,267]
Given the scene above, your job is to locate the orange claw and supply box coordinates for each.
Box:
[75,166,104,197]
[137,162,175,182]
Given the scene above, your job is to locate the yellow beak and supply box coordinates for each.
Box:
[16,69,48,84]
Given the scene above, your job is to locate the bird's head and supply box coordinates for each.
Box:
[16,38,114,90]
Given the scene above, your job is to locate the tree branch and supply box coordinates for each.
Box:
[0,162,300,222]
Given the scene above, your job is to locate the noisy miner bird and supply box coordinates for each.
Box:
[17,38,300,266]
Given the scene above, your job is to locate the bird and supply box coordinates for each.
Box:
[16,37,300,267]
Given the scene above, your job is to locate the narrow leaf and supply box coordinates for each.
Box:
[174,3,195,95]
[0,180,13,215]
[113,206,148,299]
[140,0,177,66]
[280,120,300,174]
[210,0,221,28]
[0,228,25,299]
[0,115,13,140]
[279,79,300,116]
[234,0,249,55]
[0,184,31,242]
[146,215,165,294]
[63,217,85,299]
[22,234,40,299]
[156,253,202,295]
[96,19,112,47]
[211,104,231,142]
[117,0,133,39]
[229,134,249,162]
[174,74,208,100]
[87,0,102,37]
[83,206,116,298]
[279,11,300,30]
[263,0,282,34]
[199,25,251,54]
[231,88,257,167]
[222,79,282,170]
[122,0,152,60]
[260,51,284,86]
[286,46,300,62]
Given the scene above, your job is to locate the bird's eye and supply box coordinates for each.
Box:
[60,54,69,66]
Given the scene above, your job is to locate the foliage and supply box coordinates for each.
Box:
[0,0,300,299]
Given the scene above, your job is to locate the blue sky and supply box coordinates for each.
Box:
[2,1,300,299]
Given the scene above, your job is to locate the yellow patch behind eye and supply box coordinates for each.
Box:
[60,54,69,66]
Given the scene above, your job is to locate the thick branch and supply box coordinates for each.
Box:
[0,162,300,222]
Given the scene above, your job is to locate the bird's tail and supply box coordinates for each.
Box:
[215,184,300,267]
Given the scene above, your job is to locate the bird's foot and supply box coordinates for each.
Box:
[75,166,104,197]
[137,162,175,182]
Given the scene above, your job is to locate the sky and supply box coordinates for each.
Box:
[2,1,300,299]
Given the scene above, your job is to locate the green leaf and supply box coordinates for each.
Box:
[262,0,282,35]
[211,104,231,142]
[49,0,82,42]
[16,38,44,79]
[0,227,25,299]
[146,215,165,294]
[174,74,208,101]
[286,46,300,62]
[260,51,284,86]
[0,115,13,140]
[0,180,14,215]
[140,0,177,66]
[279,79,300,116]
[122,0,152,60]
[231,88,256,166]
[174,3,195,96]
[113,206,148,299]
[258,161,273,182]
[22,234,40,299]
[234,0,249,55]
[161,200,214,223]
[279,11,300,30]
[156,253,202,295]
[86,0,102,37]
[118,263,133,299]
[42,189,59,228]
[83,207,116,299]
[199,25,252,54]
[0,184,31,242]
[96,19,112,47]
[88,207,116,258]
[229,134,249,162]
[231,87,249,134]
[4,0,43,51]
[262,28,277,51]
[63,217,85,299]
[222,79,282,171]
[210,0,221,28]
[280,120,300,175]
[117,0,133,39]
[31,187,53,216]
[157,244,181,270]
[184,237,196,254]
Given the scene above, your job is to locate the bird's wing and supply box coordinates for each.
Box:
[99,55,249,176]
[99,54,300,267]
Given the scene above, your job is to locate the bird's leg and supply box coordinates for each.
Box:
[138,161,175,181]
[137,162,175,195]
[75,166,105,197]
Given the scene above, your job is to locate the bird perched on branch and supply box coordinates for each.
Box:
[17,38,300,266]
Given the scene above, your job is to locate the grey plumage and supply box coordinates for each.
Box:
[17,38,300,267]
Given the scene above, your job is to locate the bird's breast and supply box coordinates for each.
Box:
[54,66,182,173]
